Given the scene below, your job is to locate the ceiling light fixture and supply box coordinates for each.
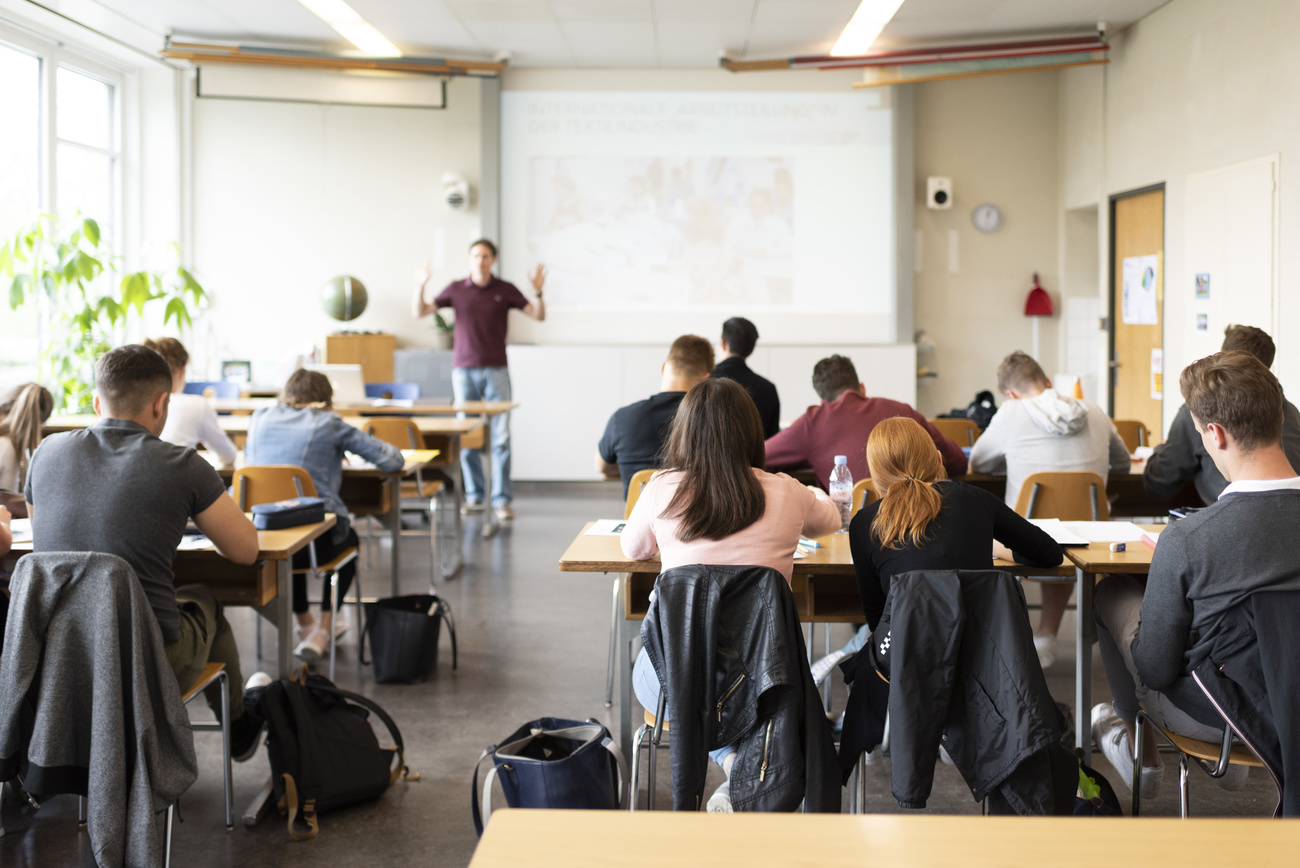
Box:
[297,0,402,57]
[830,0,906,57]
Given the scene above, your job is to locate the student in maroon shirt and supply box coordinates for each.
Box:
[765,354,968,488]
[413,239,545,521]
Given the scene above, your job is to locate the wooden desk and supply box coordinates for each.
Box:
[559,522,1073,760]
[201,399,518,416]
[206,451,440,596]
[470,810,1297,868]
[6,517,335,679]
[959,471,1203,518]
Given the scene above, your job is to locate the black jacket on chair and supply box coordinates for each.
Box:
[640,565,840,813]
[1189,589,1300,816]
[841,569,1074,814]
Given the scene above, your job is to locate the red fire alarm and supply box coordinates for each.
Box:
[1024,272,1053,316]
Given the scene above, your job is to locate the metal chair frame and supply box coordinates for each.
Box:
[629,692,669,811]
[1131,708,1269,818]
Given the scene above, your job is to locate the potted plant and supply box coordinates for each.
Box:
[431,309,454,351]
[1,213,207,412]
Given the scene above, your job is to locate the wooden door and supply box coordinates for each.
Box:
[1109,187,1164,437]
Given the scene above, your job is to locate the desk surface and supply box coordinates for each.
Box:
[558,521,1074,578]
[470,810,1296,868]
[206,398,516,416]
[1064,526,1160,574]
[44,414,482,437]
[202,450,440,478]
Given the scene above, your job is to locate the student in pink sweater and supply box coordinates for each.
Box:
[621,377,840,812]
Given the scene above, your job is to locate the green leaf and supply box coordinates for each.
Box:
[163,297,187,327]
[83,217,100,246]
[9,274,29,309]
[0,245,11,277]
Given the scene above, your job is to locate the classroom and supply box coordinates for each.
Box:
[1,0,1298,865]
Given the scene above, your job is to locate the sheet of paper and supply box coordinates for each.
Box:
[401,449,440,463]
[177,534,213,551]
[1121,254,1160,325]
[9,517,32,543]
[1027,518,1090,547]
[371,398,415,408]
[585,519,627,536]
[1060,521,1149,543]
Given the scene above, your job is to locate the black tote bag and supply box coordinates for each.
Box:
[361,594,458,684]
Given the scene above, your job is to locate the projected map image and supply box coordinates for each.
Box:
[528,156,794,309]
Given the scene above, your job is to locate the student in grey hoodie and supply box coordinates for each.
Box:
[969,351,1130,669]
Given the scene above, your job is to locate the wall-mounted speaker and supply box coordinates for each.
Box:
[926,176,953,210]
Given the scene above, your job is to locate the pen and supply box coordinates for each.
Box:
[799,537,821,548]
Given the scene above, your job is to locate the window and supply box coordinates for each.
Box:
[0,28,123,388]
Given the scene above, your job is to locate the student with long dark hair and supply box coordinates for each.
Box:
[621,377,840,812]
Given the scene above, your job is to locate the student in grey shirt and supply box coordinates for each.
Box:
[969,351,1129,669]
[25,345,267,760]
[1091,350,1300,798]
[1144,325,1300,503]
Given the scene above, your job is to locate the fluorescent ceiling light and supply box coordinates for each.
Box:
[297,0,402,57]
[831,0,906,56]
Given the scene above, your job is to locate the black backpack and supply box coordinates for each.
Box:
[251,668,417,840]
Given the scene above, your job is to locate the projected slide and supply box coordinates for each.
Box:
[502,91,895,318]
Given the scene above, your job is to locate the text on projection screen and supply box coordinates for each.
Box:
[500,91,893,315]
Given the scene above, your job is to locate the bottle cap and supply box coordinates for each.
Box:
[834,455,847,465]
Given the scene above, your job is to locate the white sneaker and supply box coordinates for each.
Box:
[460,499,484,515]
[1034,634,1058,670]
[863,745,883,766]
[810,650,849,686]
[495,504,515,522]
[938,744,955,766]
[244,671,273,690]
[292,620,316,648]
[294,628,329,663]
[706,779,733,813]
[1091,703,1163,798]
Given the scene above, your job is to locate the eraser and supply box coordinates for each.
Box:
[1109,542,1126,552]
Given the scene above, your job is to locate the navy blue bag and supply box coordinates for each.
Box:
[251,496,326,530]
[470,718,626,836]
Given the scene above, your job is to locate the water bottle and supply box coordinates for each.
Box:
[828,455,853,533]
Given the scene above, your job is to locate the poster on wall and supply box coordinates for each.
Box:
[1196,313,1209,332]
[1195,272,1210,300]
[1151,348,1163,400]
[1121,254,1160,325]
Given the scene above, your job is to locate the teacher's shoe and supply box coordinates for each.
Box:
[495,504,514,522]
[460,499,483,516]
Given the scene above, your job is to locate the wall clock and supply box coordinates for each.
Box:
[972,203,1003,233]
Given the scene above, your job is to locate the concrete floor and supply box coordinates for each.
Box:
[0,482,1280,866]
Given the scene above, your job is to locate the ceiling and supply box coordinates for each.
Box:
[86,0,1170,68]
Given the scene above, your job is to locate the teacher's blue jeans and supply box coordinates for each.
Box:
[451,366,512,507]
[633,649,735,767]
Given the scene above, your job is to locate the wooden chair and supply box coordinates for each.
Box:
[1112,419,1151,453]
[233,465,360,681]
[1132,710,1268,818]
[1013,471,1109,521]
[850,479,878,516]
[362,417,448,590]
[928,417,981,447]
[624,468,658,519]
[603,468,660,709]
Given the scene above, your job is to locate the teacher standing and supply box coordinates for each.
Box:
[412,238,546,521]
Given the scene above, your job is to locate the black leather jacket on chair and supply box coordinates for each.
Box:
[640,565,841,813]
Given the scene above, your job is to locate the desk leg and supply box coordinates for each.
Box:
[388,480,402,597]
[275,558,293,678]
[480,417,499,539]
[618,580,636,762]
[1075,567,1096,764]
[441,437,465,579]
[241,775,275,827]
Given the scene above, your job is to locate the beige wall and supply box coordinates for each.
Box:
[1061,0,1300,434]
[912,70,1062,417]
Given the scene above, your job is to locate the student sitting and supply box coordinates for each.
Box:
[143,337,238,466]
[1144,325,1300,504]
[0,382,53,492]
[24,345,268,759]
[711,317,780,438]
[765,354,967,489]
[0,504,10,557]
[813,418,1062,681]
[968,351,1129,669]
[621,377,841,812]
[1092,350,1300,797]
[596,335,714,500]
[245,369,403,662]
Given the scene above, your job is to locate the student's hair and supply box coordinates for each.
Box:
[141,337,189,374]
[721,317,759,358]
[0,382,55,480]
[811,355,858,402]
[281,369,333,409]
[1179,350,1283,452]
[996,351,1050,395]
[661,378,766,542]
[469,238,498,258]
[867,417,947,550]
[1221,324,1275,368]
[94,345,174,416]
[666,335,716,380]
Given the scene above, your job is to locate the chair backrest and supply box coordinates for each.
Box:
[928,417,980,447]
[1111,419,1150,453]
[362,416,422,450]
[232,465,318,511]
[183,381,240,399]
[624,468,659,519]
[364,382,420,401]
[851,479,878,516]
[1014,471,1109,521]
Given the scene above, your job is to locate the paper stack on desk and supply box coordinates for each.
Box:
[1059,521,1149,543]
[1027,519,1090,547]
